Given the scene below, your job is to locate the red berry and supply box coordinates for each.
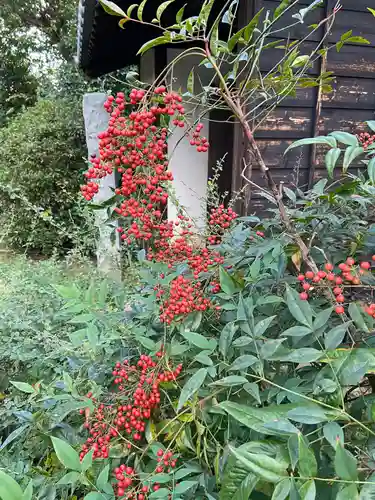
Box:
[335,306,345,314]
[300,292,308,301]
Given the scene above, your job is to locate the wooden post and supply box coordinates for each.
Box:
[83,92,120,276]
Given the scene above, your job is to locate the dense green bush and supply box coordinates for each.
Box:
[0,98,95,255]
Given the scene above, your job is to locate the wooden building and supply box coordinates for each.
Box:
[77,0,375,217]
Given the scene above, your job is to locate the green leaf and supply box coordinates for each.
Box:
[156,0,175,20]
[149,488,170,499]
[220,266,237,295]
[99,0,127,16]
[369,7,375,16]
[359,473,375,499]
[348,303,369,332]
[324,322,351,350]
[211,376,247,387]
[96,464,110,491]
[337,484,358,500]
[87,324,99,352]
[220,447,258,500]
[228,446,288,483]
[187,68,194,94]
[281,326,312,337]
[287,406,327,425]
[57,471,81,485]
[21,481,33,500]
[137,36,170,55]
[285,285,313,328]
[284,136,337,155]
[10,381,36,394]
[334,442,358,481]
[273,0,293,19]
[323,422,344,448]
[219,323,238,358]
[210,19,220,56]
[176,4,186,23]
[137,0,147,20]
[244,8,263,41]
[272,479,291,500]
[84,494,106,500]
[228,27,245,52]
[343,146,364,172]
[51,437,82,472]
[254,316,276,337]
[278,348,322,363]
[244,382,261,404]
[127,3,138,17]
[81,449,93,472]
[299,480,316,500]
[328,131,358,147]
[177,368,207,411]
[346,36,370,45]
[313,307,333,330]
[0,424,29,451]
[174,481,197,495]
[194,352,213,366]
[298,434,317,477]
[325,148,341,178]
[229,355,258,371]
[260,339,286,360]
[0,471,23,500]
[180,331,217,351]
[368,157,375,184]
[367,121,375,132]
[138,336,157,351]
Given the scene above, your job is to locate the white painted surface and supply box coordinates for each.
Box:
[83,92,120,275]
[167,49,209,231]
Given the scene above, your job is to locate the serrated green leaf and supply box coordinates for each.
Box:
[177,368,207,411]
[51,437,82,472]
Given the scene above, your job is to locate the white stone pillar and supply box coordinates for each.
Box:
[83,92,120,275]
[166,49,209,231]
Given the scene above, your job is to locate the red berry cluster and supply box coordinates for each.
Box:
[159,274,213,324]
[189,123,209,152]
[207,205,238,245]
[357,131,375,150]
[79,354,182,461]
[297,256,374,315]
[81,89,238,323]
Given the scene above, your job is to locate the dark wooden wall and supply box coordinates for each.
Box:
[209,0,375,214]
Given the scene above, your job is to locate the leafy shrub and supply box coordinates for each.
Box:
[0,98,95,255]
